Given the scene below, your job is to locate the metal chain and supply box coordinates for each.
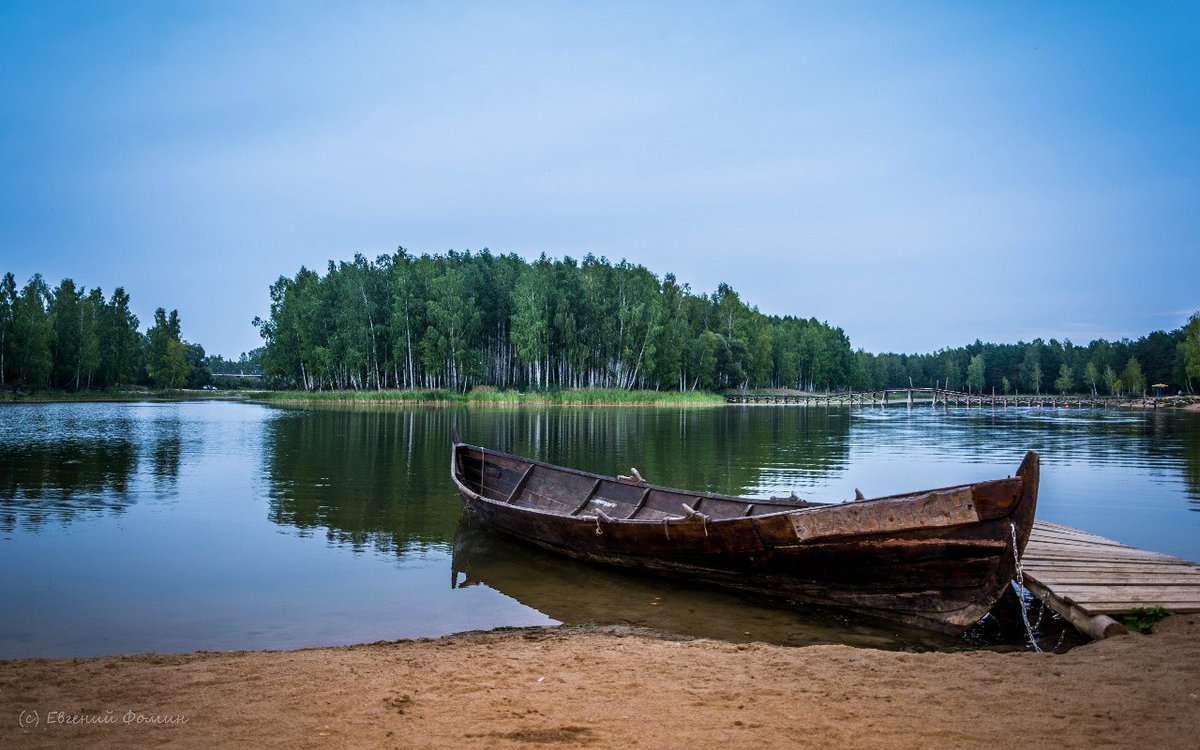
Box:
[1011,521,1043,653]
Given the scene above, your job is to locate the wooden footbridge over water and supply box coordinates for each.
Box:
[725,388,1196,410]
[1021,521,1200,639]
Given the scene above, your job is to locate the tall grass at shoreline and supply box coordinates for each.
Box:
[257,388,724,407]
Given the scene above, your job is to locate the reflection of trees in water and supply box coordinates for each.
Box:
[0,406,186,532]
[467,406,851,497]
[262,406,852,556]
[263,408,464,556]
[1182,416,1200,511]
[0,440,138,532]
[151,419,182,490]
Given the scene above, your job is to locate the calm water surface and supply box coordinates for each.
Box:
[1,400,1197,658]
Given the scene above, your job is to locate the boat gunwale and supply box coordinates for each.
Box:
[451,441,1024,527]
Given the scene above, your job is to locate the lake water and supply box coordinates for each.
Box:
[1,400,1196,658]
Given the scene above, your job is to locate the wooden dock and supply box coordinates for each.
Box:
[1020,520,1200,639]
[725,388,1200,410]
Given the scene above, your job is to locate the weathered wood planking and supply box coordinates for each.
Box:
[453,442,1040,635]
[1020,521,1200,639]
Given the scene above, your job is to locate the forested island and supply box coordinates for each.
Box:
[3,252,1199,398]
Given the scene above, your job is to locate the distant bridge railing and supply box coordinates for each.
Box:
[724,388,1195,409]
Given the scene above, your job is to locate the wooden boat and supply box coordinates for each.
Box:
[450,440,1039,633]
[450,517,963,648]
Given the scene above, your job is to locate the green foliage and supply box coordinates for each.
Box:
[160,339,192,389]
[262,389,459,404]
[1084,361,1100,396]
[12,274,54,388]
[1181,312,1200,392]
[0,272,17,387]
[258,387,724,406]
[255,250,860,393]
[1020,347,1041,393]
[0,273,152,392]
[0,269,206,394]
[146,308,194,389]
[7,262,1195,399]
[102,288,141,387]
[423,264,481,392]
[1103,365,1118,395]
[253,250,1198,396]
[966,354,985,394]
[864,329,1192,397]
[50,278,82,388]
[1121,356,1146,397]
[1054,363,1075,395]
[1120,606,1169,633]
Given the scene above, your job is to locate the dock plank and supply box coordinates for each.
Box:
[1024,575,1200,585]
[1023,565,1197,575]
[1020,520,1200,639]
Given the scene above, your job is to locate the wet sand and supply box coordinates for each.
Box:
[3,617,1198,750]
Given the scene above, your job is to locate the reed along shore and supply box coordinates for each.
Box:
[257,387,727,407]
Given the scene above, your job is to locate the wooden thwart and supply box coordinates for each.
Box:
[1020,521,1200,639]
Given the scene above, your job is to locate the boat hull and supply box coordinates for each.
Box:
[451,443,1039,634]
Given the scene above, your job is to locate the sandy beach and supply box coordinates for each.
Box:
[3,617,1198,750]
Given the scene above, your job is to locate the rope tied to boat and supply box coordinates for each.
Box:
[618,467,645,483]
[593,508,616,535]
[1010,521,1043,653]
[681,503,710,536]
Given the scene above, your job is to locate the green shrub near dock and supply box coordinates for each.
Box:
[1121,607,1170,633]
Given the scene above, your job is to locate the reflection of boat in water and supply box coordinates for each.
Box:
[451,515,961,649]
[451,440,1039,634]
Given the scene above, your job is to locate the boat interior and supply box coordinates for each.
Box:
[454,443,818,522]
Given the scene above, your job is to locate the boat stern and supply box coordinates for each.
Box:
[1012,450,1040,553]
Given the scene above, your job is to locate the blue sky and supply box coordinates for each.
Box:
[1,1,1197,357]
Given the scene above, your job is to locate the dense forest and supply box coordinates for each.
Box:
[254,249,1200,396]
[4,254,1197,396]
[255,250,854,393]
[0,271,212,391]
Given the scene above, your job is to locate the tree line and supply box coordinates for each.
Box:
[254,250,857,393]
[865,321,1198,397]
[5,255,1197,397]
[0,271,212,391]
[255,248,1200,396]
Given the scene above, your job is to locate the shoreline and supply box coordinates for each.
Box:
[5,388,1198,411]
[0,392,237,404]
[255,388,727,408]
[2,619,1197,749]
